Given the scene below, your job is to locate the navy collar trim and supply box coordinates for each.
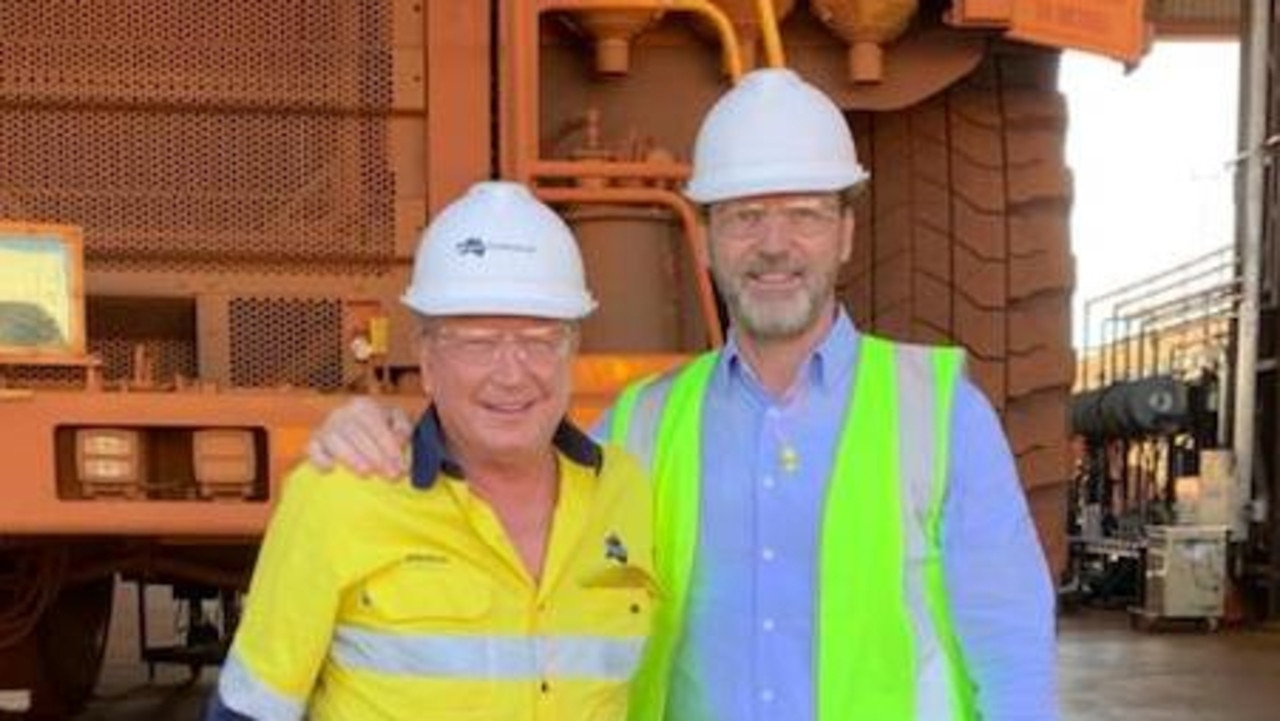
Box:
[409,406,602,489]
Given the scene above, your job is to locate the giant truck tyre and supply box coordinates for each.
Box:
[36,577,114,715]
[845,46,1074,580]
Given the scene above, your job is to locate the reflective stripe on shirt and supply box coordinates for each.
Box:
[332,626,645,681]
[217,650,305,721]
[218,441,656,721]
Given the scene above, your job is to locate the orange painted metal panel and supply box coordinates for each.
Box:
[0,390,359,536]
[948,0,1013,27]
[571,353,690,424]
[426,0,491,215]
[0,355,672,538]
[1008,0,1148,64]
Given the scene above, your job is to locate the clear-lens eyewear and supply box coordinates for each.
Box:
[428,324,575,367]
[711,198,841,241]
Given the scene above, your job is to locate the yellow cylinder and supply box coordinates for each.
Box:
[368,316,390,356]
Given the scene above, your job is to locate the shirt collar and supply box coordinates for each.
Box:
[716,308,860,396]
[409,406,602,490]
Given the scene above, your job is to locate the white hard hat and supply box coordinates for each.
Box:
[685,68,869,204]
[402,181,596,319]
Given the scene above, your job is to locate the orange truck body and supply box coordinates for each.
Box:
[0,0,1084,710]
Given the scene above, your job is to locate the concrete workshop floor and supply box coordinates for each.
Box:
[1058,608,1280,720]
[73,586,1280,719]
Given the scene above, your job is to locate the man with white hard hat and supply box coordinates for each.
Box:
[207,182,655,721]
[308,69,1058,720]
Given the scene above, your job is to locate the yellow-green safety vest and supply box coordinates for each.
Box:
[611,335,978,721]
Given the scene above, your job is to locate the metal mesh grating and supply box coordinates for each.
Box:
[92,338,196,384]
[0,1,397,275]
[229,297,344,391]
[0,2,395,110]
[0,364,86,389]
[0,338,196,389]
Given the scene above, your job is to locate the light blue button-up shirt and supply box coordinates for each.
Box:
[599,311,1058,720]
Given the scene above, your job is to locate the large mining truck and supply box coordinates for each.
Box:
[0,0,1158,713]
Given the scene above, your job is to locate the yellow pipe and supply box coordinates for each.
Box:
[547,0,744,79]
[755,0,786,67]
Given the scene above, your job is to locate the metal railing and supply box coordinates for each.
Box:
[1080,245,1238,390]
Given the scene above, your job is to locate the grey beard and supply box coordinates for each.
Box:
[714,266,834,341]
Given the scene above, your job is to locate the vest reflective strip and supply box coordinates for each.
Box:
[924,348,977,718]
[624,351,717,721]
[823,339,973,720]
[611,377,650,452]
[331,627,645,681]
[612,372,676,472]
[217,649,306,721]
[892,343,969,718]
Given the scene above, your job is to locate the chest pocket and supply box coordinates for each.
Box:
[355,562,493,629]
[573,564,657,720]
[577,562,659,639]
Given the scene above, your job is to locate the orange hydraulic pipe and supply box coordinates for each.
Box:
[511,0,744,182]
[531,159,691,180]
[755,0,786,67]
[535,186,725,348]
[509,0,535,182]
[505,0,733,350]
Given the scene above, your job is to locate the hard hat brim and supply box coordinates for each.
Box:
[685,163,869,204]
[402,284,597,320]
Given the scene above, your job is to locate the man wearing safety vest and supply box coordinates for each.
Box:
[207,182,655,720]
[308,69,1058,720]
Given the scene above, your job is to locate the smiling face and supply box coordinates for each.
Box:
[707,192,853,341]
[418,315,576,468]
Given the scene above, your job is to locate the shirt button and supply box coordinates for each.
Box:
[762,618,775,632]
[540,680,550,694]
[760,689,775,703]
[761,547,775,562]
[762,476,776,489]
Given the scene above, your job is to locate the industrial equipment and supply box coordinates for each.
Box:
[1068,247,1242,627]
[0,0,1104,712]
[1134,525,1229,630]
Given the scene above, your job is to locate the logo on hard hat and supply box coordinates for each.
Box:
[456,237,486,257]
[455,236,537,258]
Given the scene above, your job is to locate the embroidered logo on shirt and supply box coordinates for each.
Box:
[605,533,628,565]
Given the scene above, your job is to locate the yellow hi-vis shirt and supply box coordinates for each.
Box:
[216,416,655,721]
